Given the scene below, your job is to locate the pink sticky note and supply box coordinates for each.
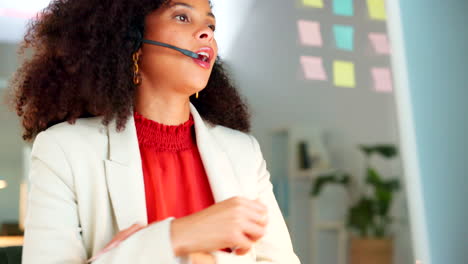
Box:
[369,33,391,54]
[297,20,323,47]
[0,8,37,19]
[372,67,393,93]
[300,56,327,81]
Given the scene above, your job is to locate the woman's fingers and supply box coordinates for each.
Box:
[248,210,269,227]
[235,198,268,228]
[243,220,266,242]
[230,232,253,256]
[245,198,268,215]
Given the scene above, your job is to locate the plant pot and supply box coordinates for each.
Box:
[349,237,393,264]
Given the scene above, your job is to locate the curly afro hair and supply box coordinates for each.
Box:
[9,0,251,141]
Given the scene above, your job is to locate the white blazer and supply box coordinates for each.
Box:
[22,103,301,264]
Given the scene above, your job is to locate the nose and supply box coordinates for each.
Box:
[196,26,214,42]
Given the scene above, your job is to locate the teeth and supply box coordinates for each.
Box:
[197,51,210,58]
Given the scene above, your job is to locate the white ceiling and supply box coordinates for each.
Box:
[0,0,254,59]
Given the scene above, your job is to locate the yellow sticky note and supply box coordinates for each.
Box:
[367,0,387,21]
[303,0,324,8]
[333,61,356,88]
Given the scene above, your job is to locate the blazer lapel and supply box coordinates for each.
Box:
[105,114,148,231]
[190,103,242,202]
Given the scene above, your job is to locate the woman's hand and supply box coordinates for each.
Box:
[87,223,146,263]
[189,252,215,264]
[171,197,268,256]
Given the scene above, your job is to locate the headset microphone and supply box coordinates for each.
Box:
[141,39,201,59]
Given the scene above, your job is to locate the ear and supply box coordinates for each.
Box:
[127,23,144,53]
[135,48,142,57]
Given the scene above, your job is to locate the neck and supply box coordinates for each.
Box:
[134,82,191,126]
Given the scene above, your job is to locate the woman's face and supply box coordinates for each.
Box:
[140,0,218,95]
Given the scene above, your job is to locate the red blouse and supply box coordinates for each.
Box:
[134,112,215,224]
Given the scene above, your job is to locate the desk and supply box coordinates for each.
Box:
[0,236,24,247]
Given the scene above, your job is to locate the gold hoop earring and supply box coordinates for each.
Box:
[133,52,140,85]
[196,92,199,99]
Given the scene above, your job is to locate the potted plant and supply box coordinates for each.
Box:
[310,144,401,264]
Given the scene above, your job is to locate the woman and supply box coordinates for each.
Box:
[11,0,300,263]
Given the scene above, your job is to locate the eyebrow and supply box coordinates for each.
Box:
[170,2,216,19]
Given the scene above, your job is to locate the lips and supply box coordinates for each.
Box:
[193,47,214,69]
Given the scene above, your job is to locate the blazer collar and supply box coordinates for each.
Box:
[105,103,241,230]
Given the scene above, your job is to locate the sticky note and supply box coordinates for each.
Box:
[300,56,327,81]
[367,0,387,20]
[371,67,393,92]
[303,0,324,8]
[369,33,391,54]
[333,61,356,88]
[333,0,354,16]
[297,20,323,47]
[0,8,37,19]
[333,25,355,51]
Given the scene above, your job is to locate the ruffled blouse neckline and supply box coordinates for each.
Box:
[134,111,196,152]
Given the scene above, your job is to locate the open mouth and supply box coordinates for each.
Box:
[193,47,214,69]
[197,51,210,63]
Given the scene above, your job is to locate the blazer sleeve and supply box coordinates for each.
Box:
[22,131,181,264]
[213,135,301,264]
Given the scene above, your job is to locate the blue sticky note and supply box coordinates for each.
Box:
[333,0,354,16]
[333,25,355,51]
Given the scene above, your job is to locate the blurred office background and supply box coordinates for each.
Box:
[1,0,468,264]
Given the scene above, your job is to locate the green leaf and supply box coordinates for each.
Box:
[310,171,350,196]
[375,190,392,216]
[347,198,374,237]
[359,145,374,157]
[364,167,402,221]
[365,167,382,186]
[359,144,398,159]
[373,145,398,159]
[384,179,401,191]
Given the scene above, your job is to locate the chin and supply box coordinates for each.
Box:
[187,78,210,92]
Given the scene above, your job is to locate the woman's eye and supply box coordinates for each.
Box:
[175,14,189,22]
[209,25,216,32]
